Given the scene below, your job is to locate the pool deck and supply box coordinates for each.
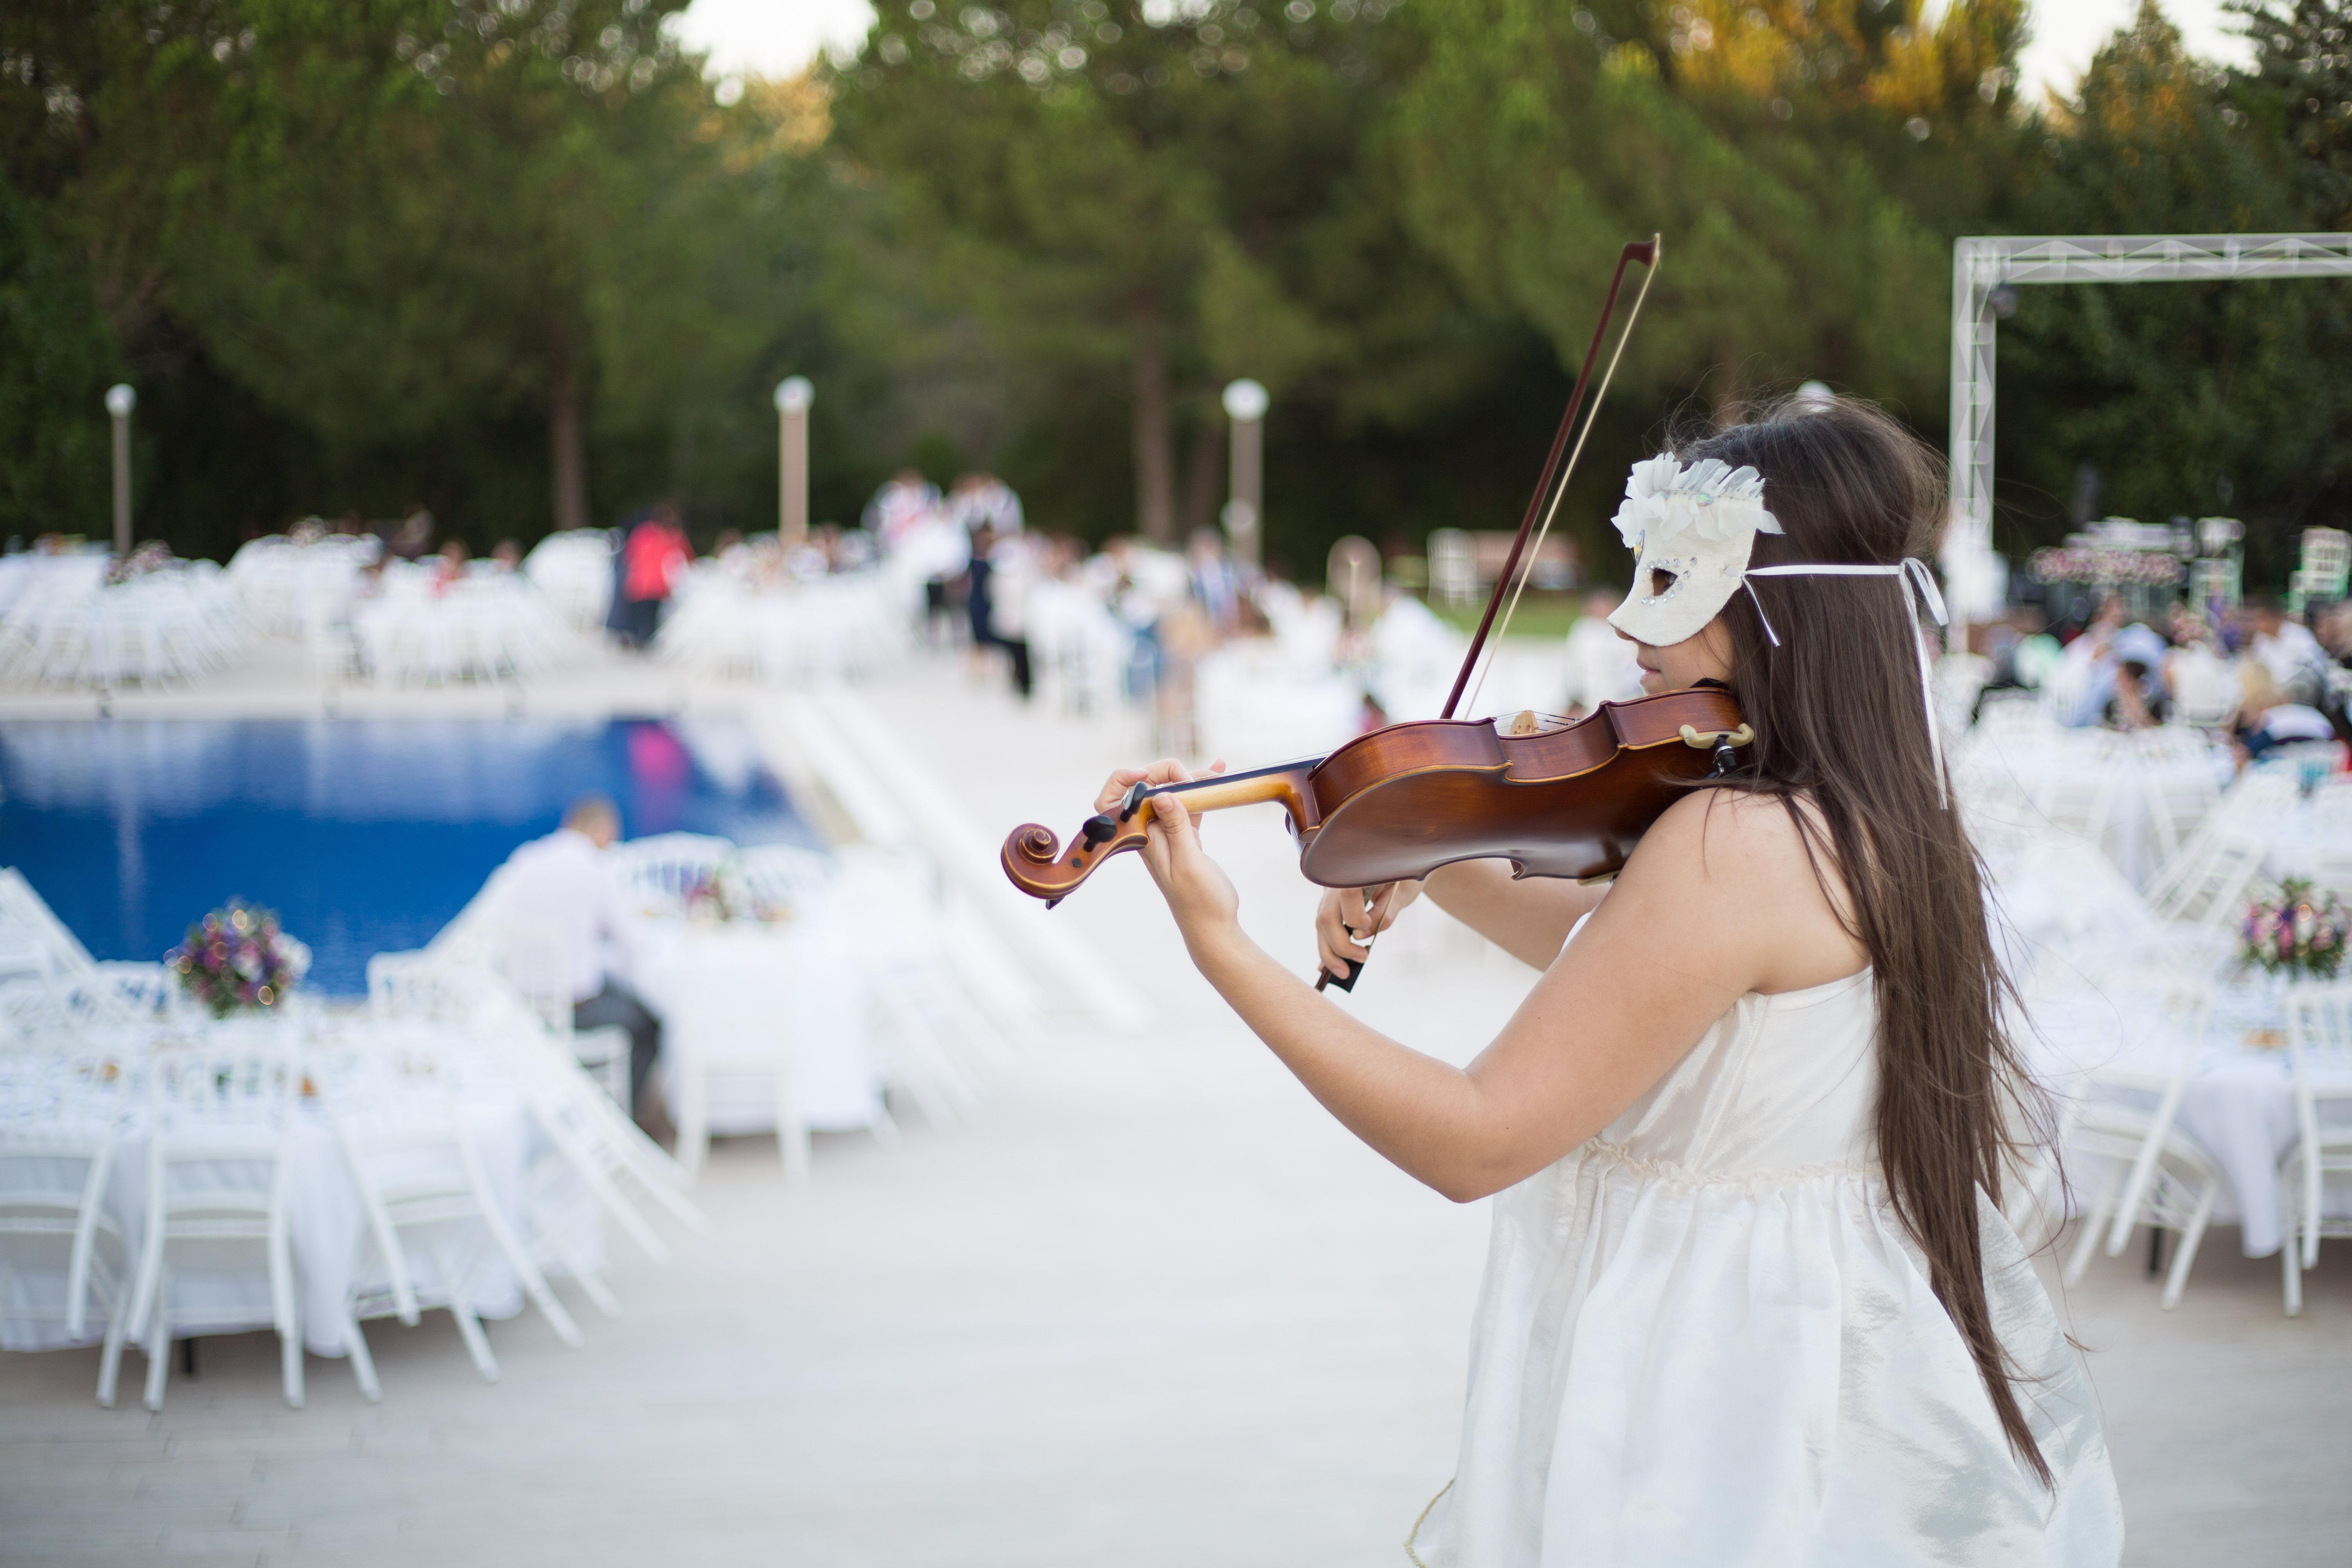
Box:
[0,637,729,723]
[3,651,2350,1567]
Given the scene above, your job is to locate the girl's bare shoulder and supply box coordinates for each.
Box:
[1637,786,1824,884]
[1615,786,1863,986]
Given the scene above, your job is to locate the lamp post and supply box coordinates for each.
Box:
[775,376,812,548]
[1221,378,1267,570]
[105,383,136,557]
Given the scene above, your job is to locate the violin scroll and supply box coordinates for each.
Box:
[1000,813,1155,907]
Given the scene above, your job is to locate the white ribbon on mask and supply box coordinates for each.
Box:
[1741,557,1951,807]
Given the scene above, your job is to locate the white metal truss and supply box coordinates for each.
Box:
[1944,233,2352,644]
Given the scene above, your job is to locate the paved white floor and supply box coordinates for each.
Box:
[4,657,2349,1566]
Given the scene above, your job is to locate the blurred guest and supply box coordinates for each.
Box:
[947,471,1024,536]
[2012,620,2063,689]
[871,470,963,640]
[863,468,943,552]
[430,537,470,591]
[2165,633,2242,727]
[798,524,842,579]
[987,530,1037,699]
[2247,595,2330,706]
[1561,588,1643,715]
[966,521,998,661]
[2317,600,2352,663]
[2102,654,2171,731]
[495,796,665,1125]
[2235,663,2335,763]
[2053,606,2151,726]
[390,503,435,561]
[617,506,692,648]
[1188,527,1242,637]
[490,539,524,573]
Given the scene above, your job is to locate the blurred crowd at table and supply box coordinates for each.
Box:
[844,467,1527,762]
[1952,590,2352,767]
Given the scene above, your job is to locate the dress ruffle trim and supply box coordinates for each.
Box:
[1572,1137,1881,1195]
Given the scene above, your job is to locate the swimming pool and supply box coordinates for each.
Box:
[0,717,820,995]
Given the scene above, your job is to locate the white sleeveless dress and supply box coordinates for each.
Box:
[1408,944,2123,1566]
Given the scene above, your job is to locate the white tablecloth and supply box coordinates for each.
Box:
[2029,980,2339,1256]
[2235,795,2352,887]
[1958,723,2232,887]
[632,914,880,1134]
[1,1020,543,1357]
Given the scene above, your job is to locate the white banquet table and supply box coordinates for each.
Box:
[2029,979,2340,1256]
[1960,726,2232,888]
[632,913,880,1134]
[0,1018,543,1357]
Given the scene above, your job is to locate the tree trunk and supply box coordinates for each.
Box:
[1178,410,1225,543]
[548,315,588,533]
[1132,332,1175,543]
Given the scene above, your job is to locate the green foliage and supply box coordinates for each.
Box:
[1989,2,2352,588]
[822,0,1495,561]
[0,0,828,555]
[1,0,2348,591]
[0,174,120,538]
[2236,0,2352,223]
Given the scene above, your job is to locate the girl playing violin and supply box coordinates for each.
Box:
[1098,396,2120,1565]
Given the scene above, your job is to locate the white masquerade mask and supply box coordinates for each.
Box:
[1603,452,1953,805]
[1605,455,1782,646]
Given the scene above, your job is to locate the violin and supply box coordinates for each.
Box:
[998,236,1752,989]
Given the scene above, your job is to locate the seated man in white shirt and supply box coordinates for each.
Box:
[494,796,663,1121]
[2248,595,2331,708]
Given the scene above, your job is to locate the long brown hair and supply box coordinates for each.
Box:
[1673,394,2053,1486]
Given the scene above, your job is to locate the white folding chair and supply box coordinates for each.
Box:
[486,924,630,1110]
[327,1061,582,1383]
[2280,984,2352,1314]
[664,958,811,1184]
[501,1027,708,1258]
[2134,746,2224,872]
[0,1050,136,1405]
[117,1043,347,1410]
[2145,827,2269,927]
[2031,765,2120,850]
[0,869,99,978]
[1997,1055,2078,1258]
[2060,968,2226,1308]
[371,953,703,1290]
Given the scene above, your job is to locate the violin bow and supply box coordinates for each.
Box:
[1318,238,1657,997]
[1442,236,1662,722]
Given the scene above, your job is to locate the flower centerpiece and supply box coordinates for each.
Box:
[104,539,174,586]
[2240,878,2352,983]
[166,900,309,1017]
[679,860,788,925]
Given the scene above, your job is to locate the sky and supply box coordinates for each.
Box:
[668,0,2259,98]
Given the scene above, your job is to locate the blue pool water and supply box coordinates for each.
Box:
[0,717,820,995]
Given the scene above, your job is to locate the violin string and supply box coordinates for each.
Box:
[1463,246,1660,720]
